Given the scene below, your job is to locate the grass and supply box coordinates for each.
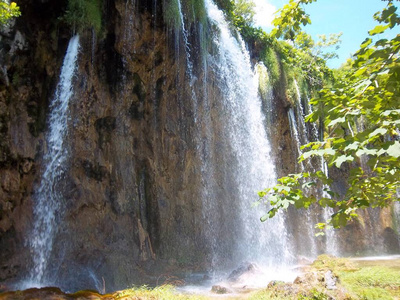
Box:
[114,285,208,300]
[339,266,400,300]
[245,255,400,300]
[111,257,400,299]
[2,257,400,299]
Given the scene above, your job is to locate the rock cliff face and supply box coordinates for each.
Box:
[0,0,225,291]
[0,0,399,294]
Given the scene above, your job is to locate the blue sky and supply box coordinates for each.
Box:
[253,0,395,68]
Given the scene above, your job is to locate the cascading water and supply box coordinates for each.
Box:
[287,108,318,257]
[177,0,194,81]
[203,0,292,273]
[297,82,339,255]
[287,80,342,257]
[27,35,80,286]
[288,108,305,172]
[320,158,340,256]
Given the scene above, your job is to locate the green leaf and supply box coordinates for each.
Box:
[356,148,378,157]
[302,181,316,189]
[333,155,354,168]
[381,109,400,117]
[354,67,367,77]
[360,38,372,48]
[332,212,348,228]
[328,117,345,127]
[386,141,400,158]
[344,142,360,151]
[260,214,269,222]
[369,128,387,138]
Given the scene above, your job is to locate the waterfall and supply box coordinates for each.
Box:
[289,80,339,257]
[177,0,194,81]
[27,35,80,286]
[320,158,340,256]
[204,0,292,271]
[288,108,305,172]
[395,202,400,248]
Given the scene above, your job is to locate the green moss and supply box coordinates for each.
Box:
[184,0,206,26]
[164,0,181,30]
[261,46,281,87]
[164,0,207,31]
[248,256,400,300]
[115,285,207,299]
[311,254,357,272]
[256,63,271,101]
[61,0,103,35]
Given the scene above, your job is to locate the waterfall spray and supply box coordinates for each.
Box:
[27,35,80,287]
[204,0,292,271]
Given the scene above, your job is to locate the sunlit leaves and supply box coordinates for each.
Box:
[259,1,400,230]
[369,24,390,36]
[386,141,400,158]
[271,0,317,40]
[333,155,354,168]
[0,1,21,26]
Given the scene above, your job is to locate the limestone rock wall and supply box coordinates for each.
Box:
[0,0,208,292]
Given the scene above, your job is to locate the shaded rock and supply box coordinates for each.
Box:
[383,227,400,253]
[211,285,229,294]
[20,159,33,174]
[0,287,114,299]
[228,262,258,282]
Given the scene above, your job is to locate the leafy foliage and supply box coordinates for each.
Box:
[295,32,343,61]
[60,0,102,34]
[259,1,400,228]
[0,0,20,27]
[232,0,256,27]
[271,0,317,40]
[223,1,333,95]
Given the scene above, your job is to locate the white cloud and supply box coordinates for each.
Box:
[253,0,277,30]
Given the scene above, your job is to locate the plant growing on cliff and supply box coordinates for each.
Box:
[0,0,20,26]
[164,0,207,31]
[60,0,102,34]
[258,0,400,229]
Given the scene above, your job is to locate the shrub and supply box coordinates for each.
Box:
[61,0,102,34]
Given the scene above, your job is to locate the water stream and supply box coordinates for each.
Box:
[27,35,80,287]
[203,0,292,272]
[290,81,339,256]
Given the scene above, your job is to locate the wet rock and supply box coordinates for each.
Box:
[383,227,400,253]
[228,262,258,282]
[19,158,33,174]
[0,287,112,299]
[81,159,108,182]
[324,270,337,290]
[211,285,229,294]
[293,276,303,284]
